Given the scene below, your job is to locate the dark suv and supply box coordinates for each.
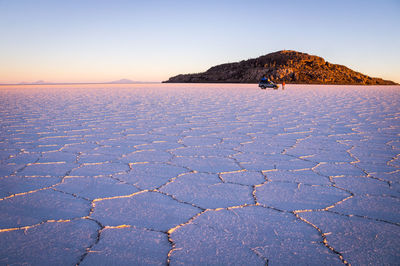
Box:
[259,80,279,89]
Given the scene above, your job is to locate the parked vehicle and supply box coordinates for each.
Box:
[259,80,279,89]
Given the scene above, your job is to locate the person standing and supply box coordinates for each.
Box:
[282,81,285,90]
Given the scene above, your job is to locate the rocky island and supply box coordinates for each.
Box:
[164,50,397,85]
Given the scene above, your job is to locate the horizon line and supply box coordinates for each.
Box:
[0,81,161,86]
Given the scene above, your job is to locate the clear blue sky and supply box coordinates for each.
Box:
[0,0,399,83]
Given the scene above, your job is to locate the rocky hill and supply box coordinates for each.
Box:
[164,50,397,85]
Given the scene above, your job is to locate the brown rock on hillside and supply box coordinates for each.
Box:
[163,50,397,85]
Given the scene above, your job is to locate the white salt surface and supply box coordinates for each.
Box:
[0,83,399,265]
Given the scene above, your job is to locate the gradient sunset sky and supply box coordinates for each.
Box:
[1,0,399,84]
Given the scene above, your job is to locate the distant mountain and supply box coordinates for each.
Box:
[164,50,397,85]
[108,79,136,84]
[7,79,143,86]
[18,80,47,85]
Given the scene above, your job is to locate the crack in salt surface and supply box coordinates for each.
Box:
[294,212,350,265]
[325,209,400,226]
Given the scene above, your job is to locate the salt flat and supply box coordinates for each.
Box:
[0,83,399,265]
